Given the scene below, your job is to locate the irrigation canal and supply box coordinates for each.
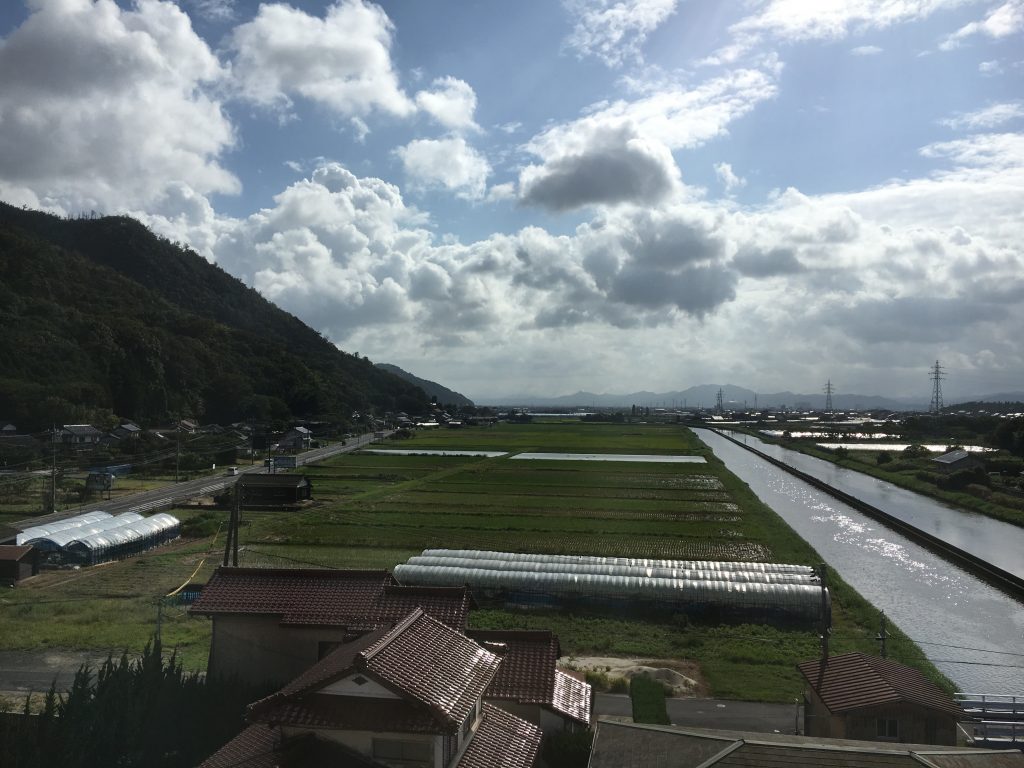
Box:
[693,428,1024,694]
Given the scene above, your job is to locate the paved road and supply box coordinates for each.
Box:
[596,693,800,734]
[13,431,388,531]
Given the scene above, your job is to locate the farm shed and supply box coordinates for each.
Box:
[237,473,311,507]
[395,550,828,623]
[0,545,39,584]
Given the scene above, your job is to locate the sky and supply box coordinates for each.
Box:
[0,0,1022,402]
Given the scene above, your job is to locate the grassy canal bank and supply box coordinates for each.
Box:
[0,421,949,702]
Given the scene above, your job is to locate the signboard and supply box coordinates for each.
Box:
[273,455,297,469]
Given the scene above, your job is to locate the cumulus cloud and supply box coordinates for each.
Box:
[395,137,491,200]
[939,0,1024,50]
[714,162,746,192]
[941,102,1024,130]
[0,0,236,213]
[415,77,479,131]
[518,65,777,211]
[563,0,679,67]
[851,45,883,55]
[227,0,413,118]
[519,123,680,211]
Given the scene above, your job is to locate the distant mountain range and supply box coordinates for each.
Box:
[376,364,473,407]
[480,384,1024,411]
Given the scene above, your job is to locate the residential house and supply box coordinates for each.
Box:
[280,426,313,451]
[199,608,542,768]
[190,567,473,687]
[111,422,142,440]
[797,652,965,745]
[61,424,103,446]
[587,720,1024,767]
[467,629,592,732]
[237,474,312,507]
[0,422,17,434]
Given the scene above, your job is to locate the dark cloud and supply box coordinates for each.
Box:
[610,263,737,316]
[824,296,1008,344]
[732,246,804,277]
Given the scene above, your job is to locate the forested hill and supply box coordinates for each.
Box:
[376,363,474,407]
[0,202,430,430]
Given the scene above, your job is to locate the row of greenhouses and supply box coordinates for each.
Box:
[396,550,828,622]
[17,510,180,566]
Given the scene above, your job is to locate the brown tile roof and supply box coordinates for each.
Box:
[456,703,541,768]
[467,629,591,726]
[252,608,500,732]
[797,653,964,718]
[189,566,472,630]
[361,608,501,727]
[199,725,385,768]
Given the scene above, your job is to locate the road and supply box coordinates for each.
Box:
[13,431,387,531]
[596,693,800,734]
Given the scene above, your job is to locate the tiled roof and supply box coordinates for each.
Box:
[467,629,591,726]
[252,608,500,731]
[456,703,541,768]
[361,608,501,727]
[797,653,964,718]
[468,630,559,704]
[199,726,385,768]
[190,567,472,630]
[552,670,592,726]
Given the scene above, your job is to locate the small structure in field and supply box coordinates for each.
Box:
[237,473,312,507]
[0,545,39,584]
[797,652,965,745]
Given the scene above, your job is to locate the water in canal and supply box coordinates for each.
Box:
[693,428,1024,694]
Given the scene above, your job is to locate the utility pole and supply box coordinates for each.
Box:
[876,612,888,658]
[819,563,831,661]
[175,426,180,483]
[824,379,834,416]
[929,360,945,414]
[50,425,57,514]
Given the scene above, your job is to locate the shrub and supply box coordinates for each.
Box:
[876,451,893,465]
[630,675,671,725]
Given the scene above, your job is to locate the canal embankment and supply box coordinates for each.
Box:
[709,428,1024,600]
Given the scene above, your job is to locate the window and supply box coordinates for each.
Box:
[372,738,433,767]
[876,717,898,739]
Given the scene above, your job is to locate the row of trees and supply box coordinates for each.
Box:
[0,640,261,768]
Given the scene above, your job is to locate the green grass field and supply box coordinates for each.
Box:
[0,421,948,701]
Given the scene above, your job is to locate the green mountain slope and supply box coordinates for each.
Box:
[0,203,429,429]
[375,363,473,407]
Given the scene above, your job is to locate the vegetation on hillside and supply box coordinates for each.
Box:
[0,203,430,430]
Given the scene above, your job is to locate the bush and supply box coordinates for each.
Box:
[876,451,893,465]
[630,675,670,725]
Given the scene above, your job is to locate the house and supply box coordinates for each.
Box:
[178,419,200,433]
[0,422,17,434]
[189,567,473,687]
[111,422,142,440]
[237,473,312,507]
[797,652,965,744]
[467,629,592,732]
[61,424,103,445]
[932,449,981,473]
[280,426,313,451]
[200,608,541,768]
[0,545,39,584]
[587,719,1024,767]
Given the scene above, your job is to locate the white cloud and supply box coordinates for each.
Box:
[0,0,237,213]
[940,0,1024,50]
[563,0,679,67]
[707,0,967,64]
[714,162,746,192]
[395,137,492,200]
[187,0,236,21]
[227,0,413,118]
[351,117,370,143]
[415,77,479,131]
[979,59,1003,73]
[851,45,883,55]
[941,102,1024,130]
[497,121,523,134]
[517,65,777,211]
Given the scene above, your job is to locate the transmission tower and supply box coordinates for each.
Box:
[716,388,724,414]
[823,379,834,416]
[929,360,945,414]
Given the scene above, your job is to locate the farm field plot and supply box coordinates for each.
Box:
[0,422,944,702]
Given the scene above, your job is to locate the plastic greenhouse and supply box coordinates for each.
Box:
[20,511,180,565]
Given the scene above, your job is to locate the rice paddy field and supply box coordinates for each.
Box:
[0,421,945,701]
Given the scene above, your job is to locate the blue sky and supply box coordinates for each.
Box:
[1,0,1022,401]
